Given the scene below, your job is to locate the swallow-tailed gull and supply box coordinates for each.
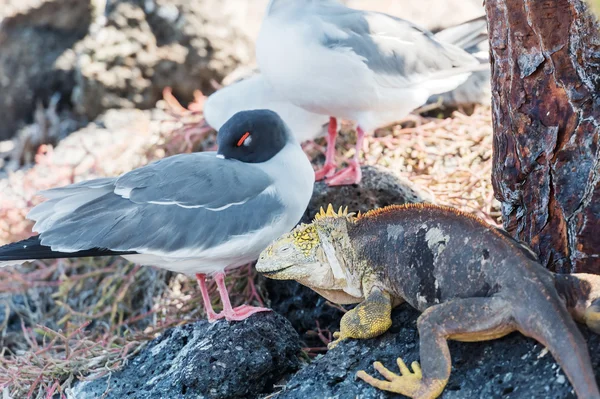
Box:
[0,109,315,322]
[257,0,484,185]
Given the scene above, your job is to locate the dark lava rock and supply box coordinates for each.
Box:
[268,166,428,348]
[263,278,345,350]
[0,0,92,140]
[301,165,429,224]
[68,312,302,399]
[278,303,600,399]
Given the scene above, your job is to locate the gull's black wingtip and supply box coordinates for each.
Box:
[0,236,137,262]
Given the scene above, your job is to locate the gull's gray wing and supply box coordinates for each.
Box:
[29,152,284,254]
[113,152,272,208]
[317,7,479,89]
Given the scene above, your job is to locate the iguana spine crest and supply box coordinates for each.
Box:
[314,204,355,221]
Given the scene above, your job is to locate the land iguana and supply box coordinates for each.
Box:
[256,204,600,399]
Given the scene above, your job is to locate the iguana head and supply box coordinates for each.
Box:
[257,205,364,304]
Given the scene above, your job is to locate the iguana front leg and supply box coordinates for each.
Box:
[328,287,393,349]
[357,296,514,399]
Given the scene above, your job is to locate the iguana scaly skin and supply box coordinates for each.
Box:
[256,204,600,399]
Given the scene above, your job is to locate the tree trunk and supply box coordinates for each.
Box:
[485,0,600,274]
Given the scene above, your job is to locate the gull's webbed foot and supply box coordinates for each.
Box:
[315,162,337,180]
[326,162,362,186]
[218,305,271,322]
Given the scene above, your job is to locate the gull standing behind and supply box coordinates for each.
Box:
[0,110,315,322]
[257,0,484,185]
[203,74,330,144]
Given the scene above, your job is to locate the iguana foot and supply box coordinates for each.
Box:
[357,358,442,399]
[328,288,392,348]
[584,298,600,334]
[328,331,345,349]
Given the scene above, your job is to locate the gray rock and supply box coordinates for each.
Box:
[302,165,430,224]
[0,0,92,140]
[278,303,600,399]
[264,278,344,351]
[72,0,253,120]
[68,312,302,399]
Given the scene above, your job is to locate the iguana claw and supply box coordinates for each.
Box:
[357,358,424,398]
[327,331,346,349]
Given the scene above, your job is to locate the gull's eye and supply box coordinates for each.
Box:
[236,132,252,147]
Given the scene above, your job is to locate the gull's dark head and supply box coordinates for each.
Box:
[217,109,292,163]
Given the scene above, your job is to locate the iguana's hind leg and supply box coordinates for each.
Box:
[357,296,514,399]
[328,287,392,349]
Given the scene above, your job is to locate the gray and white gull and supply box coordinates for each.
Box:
[0,109,315,322]
[257,0,486,185]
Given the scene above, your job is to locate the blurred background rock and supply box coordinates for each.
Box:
[590,0,600,16]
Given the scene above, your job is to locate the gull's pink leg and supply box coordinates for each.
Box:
[195,273,223,322]
[315,117,338,180]
[214,271,270,321]
[326,126,365,186]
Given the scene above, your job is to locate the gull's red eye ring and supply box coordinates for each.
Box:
[237,132,251,147]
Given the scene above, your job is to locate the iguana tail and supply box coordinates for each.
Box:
[554,272,600,334]
[512,284,600,398]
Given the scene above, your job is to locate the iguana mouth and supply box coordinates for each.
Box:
[260,264,294,277]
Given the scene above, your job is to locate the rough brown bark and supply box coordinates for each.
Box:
[485,0,600,274]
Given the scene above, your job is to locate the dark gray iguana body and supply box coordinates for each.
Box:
[256,204,600,399]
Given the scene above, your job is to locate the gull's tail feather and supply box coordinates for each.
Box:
[425,16,490,106]
[434,15,488,53]
[0,236,137,267]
